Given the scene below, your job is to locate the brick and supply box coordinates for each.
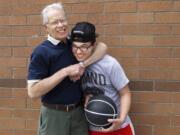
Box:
[0,16,11,25]
[172,69,180,80]
[129,81,153,91]
[0,47,11,57]
[0,79,26,88]
[12,26,40,37]
[26,36,45,47]
[0,6,11,16]
[13,68,27,79]
[0,0,12,6]
[72,3,103,13]
[119,25,139,35]
[172,115,180,126]
[104,24,120,35]
[108,47,137,58]
[0,68,11,78]
[155,12,180,23]
[11,0,53,6]
[101,13,120,24]
[132,91,172,103]
[139,69,172,80]
[26,120,38,130]
[139,58,179,69]
[121,36,153,46]
[27,98,41,109]
[124,69,139,80]
[0,58,27,68]
[27,15,41,25]
[0,98,26,108]
[0,88,12,98]
[172,104,180,115]
[10,16,27,25]
[170,58,180,68]
[154,37,180,46]
[138,1,173,12]
[120,13,154,24]
[134,125,152,135]
[12,4,42,15]
[138,48,172,58]
[68,14,87,25]
[0,129,13,135]
[12,88,27,98]
[155,81,180,92]
[120,24,172,35]
[104,2,136,13]
[0,38,12,46]
[154,103,173,115]
[131,102,154,113]
[12,37,27,47]
[119,58,139,69]
[0,26,12,37]
[87,14,103,25]
[154,126,180,135]
[0,118,25,129]
[13,109,39,119]
[132,114,171,126]
[14,130,36,135]
[0,108,12,118]
[12,47,33,57]
[172,92,180,103]
[101,36,120,46]
[173,25,180,34]
[173,48,180,57]
[173,1,180,11]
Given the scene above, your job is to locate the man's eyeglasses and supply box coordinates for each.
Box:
[72,44,92,52]
[48,19,67,26]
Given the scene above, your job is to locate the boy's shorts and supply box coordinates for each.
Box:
[89,123,135,135]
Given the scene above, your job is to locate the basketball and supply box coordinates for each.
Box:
[84,94,118,128]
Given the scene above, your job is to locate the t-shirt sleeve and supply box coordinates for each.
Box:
[109,59,129,91]
[28,49,49,80]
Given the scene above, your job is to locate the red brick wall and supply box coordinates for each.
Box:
[0,0,180,135]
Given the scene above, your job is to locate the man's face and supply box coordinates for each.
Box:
[45,9,68,41]
[72,41,94,62]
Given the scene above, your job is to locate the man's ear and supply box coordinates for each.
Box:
[44,24,48,32]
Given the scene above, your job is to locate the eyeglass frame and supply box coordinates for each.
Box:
[72,43,93,52]
[47,18,67,26]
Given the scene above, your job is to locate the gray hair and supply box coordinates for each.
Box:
[41,2,65,25]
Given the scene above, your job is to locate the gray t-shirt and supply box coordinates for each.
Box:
[82,55,132,131]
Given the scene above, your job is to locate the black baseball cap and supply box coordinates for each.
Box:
[71,22,97,43]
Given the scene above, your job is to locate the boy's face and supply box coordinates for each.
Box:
[72,41,94,62]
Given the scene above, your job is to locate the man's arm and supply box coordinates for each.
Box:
[27,64,81,99]
[83,42,107,67]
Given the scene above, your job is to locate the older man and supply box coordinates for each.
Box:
[27,2,107,135]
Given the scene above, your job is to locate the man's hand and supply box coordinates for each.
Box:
[69,63,85,81]
[66,64,82,76]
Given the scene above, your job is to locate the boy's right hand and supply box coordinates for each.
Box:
[84,94,93,107]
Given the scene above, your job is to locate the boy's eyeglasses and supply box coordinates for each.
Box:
[72,45,92,52]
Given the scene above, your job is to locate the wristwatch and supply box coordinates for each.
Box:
[79,61,85,68]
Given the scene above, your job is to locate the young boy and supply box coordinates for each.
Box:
[71,22,135,135]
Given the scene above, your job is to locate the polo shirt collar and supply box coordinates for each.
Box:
[47,35,61,46]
